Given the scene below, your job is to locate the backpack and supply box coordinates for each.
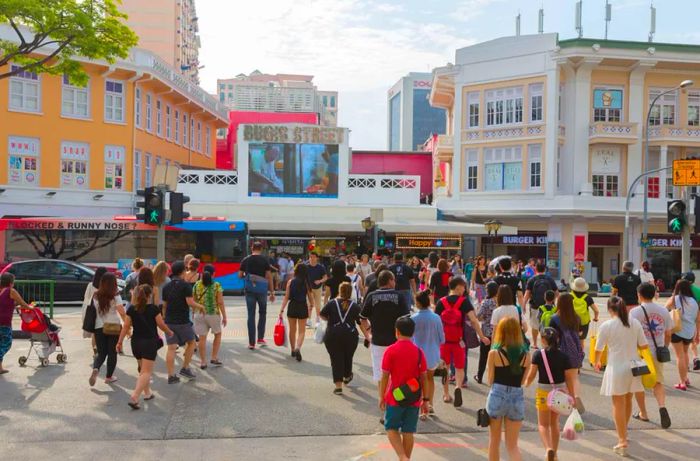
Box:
[121,274,137,300]
[538,304,557,329]
[571,292,591,325]
[440,296,465,343]
[559,325,584,368]
[350,274,361,302]
[531,275,551,308]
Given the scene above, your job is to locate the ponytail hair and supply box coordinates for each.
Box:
[338,282,352,311]
[133,284,153,313]
[202,271,213,287]
[607,296,630,327]
[415,289,431,309]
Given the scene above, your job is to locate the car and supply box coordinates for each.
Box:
[1,259,126,304]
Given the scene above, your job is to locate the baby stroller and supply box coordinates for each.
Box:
[15,306,66,367]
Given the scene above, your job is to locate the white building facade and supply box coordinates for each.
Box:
[431,33,700,285]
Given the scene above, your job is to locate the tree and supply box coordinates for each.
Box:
[0,0,138,85]
[14,229,135,261]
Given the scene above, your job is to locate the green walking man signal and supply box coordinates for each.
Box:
[136,187,165,225]
[667,200,686,234]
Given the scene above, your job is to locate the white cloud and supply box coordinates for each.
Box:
[451,0,505,22]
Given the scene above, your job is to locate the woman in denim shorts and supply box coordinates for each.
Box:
[486,317,530,461]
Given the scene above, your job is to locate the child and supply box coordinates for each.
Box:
[475,281,498,384]
[538,290,558,330]
[570,277,600,349]
[525,327,576,461]
[379,316,429,461]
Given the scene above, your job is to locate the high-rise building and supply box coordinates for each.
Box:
[387,72,447,151]
[119,0,201,84]
[217,71,338,127]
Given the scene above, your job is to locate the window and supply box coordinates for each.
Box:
[467,92,479,128]
[135,88,142,127]
[666,175,675,199]
[465,149,478,191]
[593,88,622,122]
[156,100,162,136]
[155,156,161,167]
[144,153,152,187]
[530,83,543,122]
[8,136,39,186]
[62,75,89,118]
[104,145,125,190]
[166,105,172,140]
[146,94,152,131]
[228,84,233,90]
[134,150,141,191]
[556,146,561,189]
[330,96,336,107]
[484,146,523,191]
[528,144,542,189]
[219,93,225,102]
[647,177,660,199]
[322,95,328,107]
[197,121,202,152]
[60,141,89,189]
[183,114,189,146]
[649,89,676,125]
[9,65,40,112]
[190,117,196,150]
[688,91,700,126]
[104,80,125,122]
[592,174,619,197]
[485,87,523,126]
[205,126,211,156]
[174,110,180,144]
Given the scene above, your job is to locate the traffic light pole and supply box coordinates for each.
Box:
[372,225,378,255]
[156,185,168,262]
[682,187,691,273]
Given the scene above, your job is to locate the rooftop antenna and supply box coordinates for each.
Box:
[515,11,521,36]
[605,0,612,40]
[538,7,544,34]
[575,1,583,38]
[648,3,656,42]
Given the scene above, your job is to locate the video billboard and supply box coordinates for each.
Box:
[248,142,339,198]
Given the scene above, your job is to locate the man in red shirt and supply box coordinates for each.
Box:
[379,316,429,461]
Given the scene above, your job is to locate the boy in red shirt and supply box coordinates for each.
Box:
[380,316,429,461]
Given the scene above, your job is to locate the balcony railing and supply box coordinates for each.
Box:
[589,122,638,143]
[463,123,545,142]
[648,126,700,142]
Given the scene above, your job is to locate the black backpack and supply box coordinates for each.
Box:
[531,275,551,307]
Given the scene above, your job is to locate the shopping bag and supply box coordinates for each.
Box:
[273,316,286,347]
[562,409,583,441]
[588,321,607,368]
[639,348,657,389]
[314,320,327,344]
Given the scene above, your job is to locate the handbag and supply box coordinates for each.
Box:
[463,316,480,349]
[476,408,490,427]
[314,320,328,344]
[640,304,671,363]
[102,322,122,336]
[245,273,269,295]
[82,299,97,334]
[273,316,286,347]
[631,359,651,377]
[671,297,683,334]
[541,348,574,415]
[392,349,423,408]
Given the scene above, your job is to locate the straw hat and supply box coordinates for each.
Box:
[570,277,589,292]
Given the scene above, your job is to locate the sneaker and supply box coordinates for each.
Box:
[168,375,181,384]
[104,376,118,384]
[454,388,463,407]
[257,339,268,348]
[179,368,196,379]
[449,375,456,385]
[248,344,256,350]
[89,369,98,387]
[200,364,208,370]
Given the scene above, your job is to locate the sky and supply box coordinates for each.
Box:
[196,0,700,149]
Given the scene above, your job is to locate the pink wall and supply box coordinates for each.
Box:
[351,151,432,199]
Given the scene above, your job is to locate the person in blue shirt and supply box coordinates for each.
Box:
[411,289,444,420]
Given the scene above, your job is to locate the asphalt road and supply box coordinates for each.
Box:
[2,297,700,460]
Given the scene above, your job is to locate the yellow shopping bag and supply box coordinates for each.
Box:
[589,321,607,368]
[639,348,657,389]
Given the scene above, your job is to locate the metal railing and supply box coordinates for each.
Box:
[13,280,55,318]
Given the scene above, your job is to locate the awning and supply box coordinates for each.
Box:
[379,220,518,235]
[247,218,364,233]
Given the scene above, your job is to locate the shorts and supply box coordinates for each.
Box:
[194,314,222,336]
[131,337,159,361]
[486,383,525,421]
[166,323,196,346]
[286,300,309,319]
[579,323,590,340]
[384,405,419,433]
[672,334,693,345]
[528,308,540,330]
[371,344,389,382]
[440,342,466,369]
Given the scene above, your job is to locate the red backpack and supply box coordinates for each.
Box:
[440,296,465,343]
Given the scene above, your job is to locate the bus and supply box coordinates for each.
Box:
[0,216,249,291]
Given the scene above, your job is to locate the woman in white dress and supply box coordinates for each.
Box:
[594,296,649,457]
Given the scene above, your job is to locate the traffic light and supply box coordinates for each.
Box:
[136,187,164,225]
[667,200,686,234]
[169,192,190,225]
[378,230,386,248]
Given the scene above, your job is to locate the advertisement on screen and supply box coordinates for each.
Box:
[247,142,340,198]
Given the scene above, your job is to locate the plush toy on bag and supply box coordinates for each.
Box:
[588,321,607,369]
[274,316,286,347]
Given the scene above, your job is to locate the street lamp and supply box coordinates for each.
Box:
[361,216,374,231]
[361,216,377,253]
[642,79,694,262]
[484,220,502,258]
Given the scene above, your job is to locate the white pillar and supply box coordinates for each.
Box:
[451,83,463,199]
[659,145,668,199]
[561,62,576,196]
[628,61,656,195]
[571,59,600,195]
[544,60,560,198]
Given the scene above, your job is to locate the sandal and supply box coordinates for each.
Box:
[128,400,140,410]
[632,413,650,422]
[612,444,628,457]
[419,413,428,421]
[0,369,9,375]
[443,395,453,403]
[210,359,223,366]
[143,394,155,401]
[674,383,688,391]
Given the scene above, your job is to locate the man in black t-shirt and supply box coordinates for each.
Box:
[493,257,524,308]
[389,252,416,309]
[613,260,642,307]
[523,262,559,348]
[305,252,328,326]
[239,242,275,349]
[163,261,205,384]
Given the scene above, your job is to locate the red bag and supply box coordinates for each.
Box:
[440,296,465,343]
[273,316,286,347]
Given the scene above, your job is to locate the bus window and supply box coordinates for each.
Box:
[193,231,244,263]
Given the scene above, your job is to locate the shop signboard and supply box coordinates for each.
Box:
[672,159,700,186]
[495,234,548,245]
[546,241,561,280]
[395,234,461,251]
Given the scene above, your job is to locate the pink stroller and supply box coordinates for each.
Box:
[15,307,66,367]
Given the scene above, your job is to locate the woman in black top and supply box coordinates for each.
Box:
[471,255,489,305]
[525,327,576,461]
[429,258,453,305]
[117,284,173,410]
[280,264,314,361]
[320,282,363,394]
[324,260,351,304]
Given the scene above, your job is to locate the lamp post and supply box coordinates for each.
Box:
[484,220,503,259]
[361,216,376,253]
[641,79,694,263]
